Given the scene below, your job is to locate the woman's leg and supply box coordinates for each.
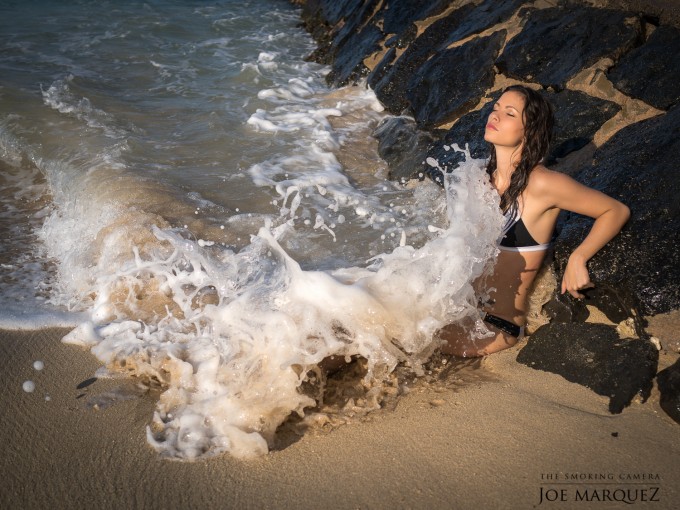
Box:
[437,321,519,357]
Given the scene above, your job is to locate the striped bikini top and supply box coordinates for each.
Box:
[499,203,552,253]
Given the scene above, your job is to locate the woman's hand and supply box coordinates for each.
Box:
[561,253,595,299]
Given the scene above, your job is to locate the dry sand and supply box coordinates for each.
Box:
[1,327,678,509]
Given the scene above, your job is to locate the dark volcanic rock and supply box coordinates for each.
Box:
[302,0,369,64]
[497,6,642,89]
[608,25,680,110]
[323,0,380,49]
[327,23,383,86]
[367,47,398,91]
[657,358,680,425]
[373,116,436,183]
[319,0,453,86]
[384,24,417,49]
[555,105,680,316]
[542,283,640,332]
[516,322,658,414]
[547,89,620,164]
[378,0,451,36]
[324,0,382,86]
[369,2,478,114]
[435,0,526,49]
[407,31,506,129]
[369,0,525,115]
[301,0,365,26]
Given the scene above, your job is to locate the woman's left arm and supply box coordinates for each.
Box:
[539,170,631,299]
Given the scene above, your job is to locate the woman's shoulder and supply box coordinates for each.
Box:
[527,165,573,192]
[524,165,581,210]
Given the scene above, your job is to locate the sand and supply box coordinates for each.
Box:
[1,327,678,509]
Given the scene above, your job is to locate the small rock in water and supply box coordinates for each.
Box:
[33,360,44,371]
[23,380,35,393]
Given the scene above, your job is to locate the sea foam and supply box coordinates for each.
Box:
[60,147,501,459]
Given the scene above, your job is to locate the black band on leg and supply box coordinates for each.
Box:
[482,313,521,338]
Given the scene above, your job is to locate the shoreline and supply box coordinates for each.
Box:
[2,327,678,509]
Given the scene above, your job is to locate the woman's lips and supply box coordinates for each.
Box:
[486,123,498,131]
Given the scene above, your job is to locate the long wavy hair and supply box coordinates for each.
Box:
[486,85,554,213]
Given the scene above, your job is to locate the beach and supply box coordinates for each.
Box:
[2,326,678,509]
[2,0,680,507]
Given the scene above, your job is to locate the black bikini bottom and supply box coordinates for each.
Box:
[482,313,523,338]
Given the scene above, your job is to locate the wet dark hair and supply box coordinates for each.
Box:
[486,85,554,213]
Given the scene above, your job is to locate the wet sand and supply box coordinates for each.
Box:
[2,327,678,509]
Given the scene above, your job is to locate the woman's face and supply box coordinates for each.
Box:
[484,90,526,148]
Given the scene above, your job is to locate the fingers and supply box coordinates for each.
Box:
[569,288,585,299]
[561,280,595,299]
[562,258,595,299]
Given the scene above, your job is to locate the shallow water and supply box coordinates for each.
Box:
[0,0,503,458]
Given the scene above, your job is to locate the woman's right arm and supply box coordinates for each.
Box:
[538,170,631,298]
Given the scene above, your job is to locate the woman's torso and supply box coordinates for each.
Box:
[481,166,561,325]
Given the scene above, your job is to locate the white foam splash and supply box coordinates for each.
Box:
[59,152,501,459]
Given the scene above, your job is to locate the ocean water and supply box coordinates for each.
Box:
[0,0,503,458]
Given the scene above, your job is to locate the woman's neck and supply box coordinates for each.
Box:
[493,145,521,192]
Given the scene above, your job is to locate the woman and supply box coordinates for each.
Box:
[439,85,630,357]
